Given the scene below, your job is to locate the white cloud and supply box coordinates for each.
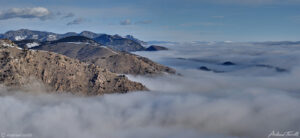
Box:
[0,7,52,21]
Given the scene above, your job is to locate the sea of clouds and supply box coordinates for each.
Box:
[1,42,300,138]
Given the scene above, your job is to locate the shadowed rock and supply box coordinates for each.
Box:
[198,66,225,73]
[146,45,168,51]
[199,66,211,71]
[222,61,236,66]
[255,64,287,73]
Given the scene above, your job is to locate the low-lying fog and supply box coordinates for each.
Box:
[1,42,300,138]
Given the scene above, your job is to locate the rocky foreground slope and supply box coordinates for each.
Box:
[0,39,147,96]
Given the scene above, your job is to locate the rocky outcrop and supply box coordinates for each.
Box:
[0,39,19,47]
[0,40,147,96]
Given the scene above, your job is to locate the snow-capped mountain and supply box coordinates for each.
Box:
[2,29,59,41]
[0,29,163,52]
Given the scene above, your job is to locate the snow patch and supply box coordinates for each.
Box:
[2,43,14,47]
[15,36,27,41]
[26,42,40,48]
[47,35,57,41]
[66,42,91,45]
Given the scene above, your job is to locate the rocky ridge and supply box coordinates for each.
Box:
[0,39,147,96]
[1,29,147,52]
[32,36,176,75]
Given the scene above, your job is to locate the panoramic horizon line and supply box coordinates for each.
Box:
[1,28,300,43]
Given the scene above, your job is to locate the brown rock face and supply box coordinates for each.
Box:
[83,52,176,75]
[0,40,147,96]
[33,41,176,75]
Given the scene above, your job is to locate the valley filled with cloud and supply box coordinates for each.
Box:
[1,42,300,138]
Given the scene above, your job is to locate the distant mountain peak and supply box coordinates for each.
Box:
[94,34,146,51]
[80,30,96,34]
[79,31,101,38]
[125,35,147,45]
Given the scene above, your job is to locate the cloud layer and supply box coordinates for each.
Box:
[1,42,300,138]
[0,7,52,20]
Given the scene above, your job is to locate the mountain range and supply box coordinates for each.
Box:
[27,36,175,75]
[0,29,176,95]
[0,29,160,52]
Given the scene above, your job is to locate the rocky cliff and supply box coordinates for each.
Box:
[0,39,147,96]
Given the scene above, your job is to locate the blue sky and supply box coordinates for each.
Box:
[0,0,299,42]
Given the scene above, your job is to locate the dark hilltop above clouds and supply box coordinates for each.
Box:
[146,45,169,51]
